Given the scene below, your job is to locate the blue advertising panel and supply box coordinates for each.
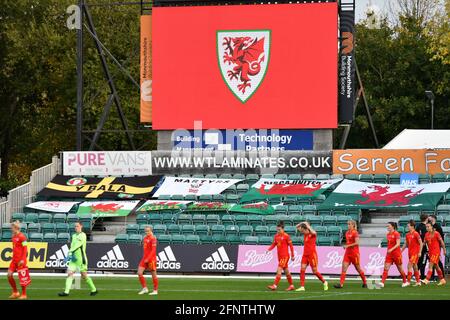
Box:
[400,173,419,186]
[172,129,313,151]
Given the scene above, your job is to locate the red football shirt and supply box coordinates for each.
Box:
[268,232,294,258]
[387,231,401,255]
[406,230,421,255]
[142,235,157,262]
[11,232,28,263]
[424,232,442,255]
[303,233,317,256]
[345,229,360,255]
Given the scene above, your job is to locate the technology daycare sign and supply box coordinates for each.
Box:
[172,129,313,151]
[62,151,152,176]
[333,149,450,175]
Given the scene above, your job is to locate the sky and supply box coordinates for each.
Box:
[355,0,393,22]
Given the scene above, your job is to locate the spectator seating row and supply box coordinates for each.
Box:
[9,213,93,230]
[0,231,71,243]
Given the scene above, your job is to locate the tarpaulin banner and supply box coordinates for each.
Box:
[25,201,80,213]
[136,200,192,212]
[333,149,450,175]
[37,175,162,199]
[240,178,341,203]
[62,151,152,176]
[229,202,275,215]
[237,245,445,276]
[319,179,450,210]
[0,242,48,269]
[140,15,152,122]
[152,176,242,197]
[153,3,338,129]
[76,201,140,218]
[186,202,234,212]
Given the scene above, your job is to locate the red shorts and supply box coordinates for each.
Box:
[301,253,318,268]
[8,260,27,273]
[429,253,441,265]
[139,259,157,271]
[408,252,420,265]
[343,252,360,265]
[385,252,402,265]
[278,256,290,269]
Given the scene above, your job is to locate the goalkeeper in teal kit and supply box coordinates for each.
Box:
[58,222,98,297]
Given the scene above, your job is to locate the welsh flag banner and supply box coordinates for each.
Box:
[76,201,140,217]
[229,202,275,215]
[240,178,341,203]
[319,180,450,210]
[186,202,234,212]
[136,200,191,212]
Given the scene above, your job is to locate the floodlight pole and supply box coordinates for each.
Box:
[76,0,84,151]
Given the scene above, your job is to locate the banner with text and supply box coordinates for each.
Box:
[137,200,191,212]
[140,15,152,123]
[0,242,48,269]
[25,201,80,213]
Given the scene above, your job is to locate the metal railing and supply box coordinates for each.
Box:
[0,156,60,225]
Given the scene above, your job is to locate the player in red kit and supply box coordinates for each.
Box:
[137,226,159,295]
[334,220,367,289]
[380,222,407,288]
[295,222,328,292]
[266,221,295,291]
[7,221,31,299]
[422,222,446,286]
[401,220,423,286]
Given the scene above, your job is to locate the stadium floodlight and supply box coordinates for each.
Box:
[425,90,435,129]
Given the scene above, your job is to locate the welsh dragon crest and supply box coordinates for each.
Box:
[217,30,271,102]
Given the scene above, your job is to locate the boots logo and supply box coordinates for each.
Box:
[201,246,235,271]
[96,245,129,269]
[157,246,181,270]
[46,244,70,268]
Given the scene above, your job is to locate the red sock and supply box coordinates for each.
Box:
[414,271,420,283]
[286,274,293,286]
[381,270,388,284]
[274,274,281,286]
[300,270,306,287]
[8,276,17,293]
[21,286,26,296]
[426,270,433,281]
[407,271,412,282]
[315,272,325,283]
[340,272,346,286]
[437,269,444,280]
[399,270,407,283]
[359,270,367,285]
[152,275,158,291]
[138,275,147,288]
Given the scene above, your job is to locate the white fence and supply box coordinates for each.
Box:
[0,156,60,225]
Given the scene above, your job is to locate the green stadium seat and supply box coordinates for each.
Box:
[53,214,67,223]
[195,225,210,235]
[1,231,12,241]
[136,213,149,225]
[331,174,344,180]
[27,223,41,233]
[226,235,241,245]
[212,194,225,202]
[157,234,172,244]
[288,205,302,215]
[206,214,220,225]
[199,235,213,244]
[359,174,373,183]
[126,224,139,235]
[225,225,239,236]
[43,233,57,243]
[225,194,240,204]
[56,223,69,234]
[56,233,70,243]
[237,184,250,195]
[148,214,162,225]
[42,223,56,234]
[184,194,197,202]
[373,174,388,184]
[432,173,447,183]
[445,216,450,226]
[11,213,25,222]
[235,215,249,225]
[312,194,326,205]
[29,232,43,242]
[239,225,253,236]
[318,236,334,246]
[177,214,192,225]
[337,215,351,228]
[171,234,186,244]
[25,213,39,223]
[303,174,316,180]
[192,174,205,178]
[332,208,347,216]
[327,226,342,243]
[441,227,450,234]
[317,208,332,216]
[245,173,259,184]
[128,234,143,244]
[275,205,288,215]
[389,174,401,184]
[419,174,431,184]
[182,224,196,235]
[220,215,235,226]
[161,213,175,224]
[219,173,233,179]
[254,226,269,236]
[157,195,171,200]
[302,205,317,215]
[305,215,322,226]
[185,234,200,244]
[345,174,359,181]
[283,196,297,206]
[268,225,278,235]
[397,226,405,236]
[244,236,259,245]
[212,234,228,244]
[205,174,218,179]
[284,226,297,236]
[139,224,152,234]
[317,174,331,180]
[398,216,411,227]
[192,214,206,225]
[211,225,225,236]
[274,174,288,180]
[248,215,263,227]
[445,193,450,204]
[437,205,450,217]
[259,236,273,245]
[38,213,52,223]
[153,224,167,235]
[199,194,213,202]
[323,215,337,226]
[263,215,279,226]
[268,197,283,205]
[380,239,388,247]
[315,225,327,237]
[167,224,182,235]
[170,194,184,201]
[223,185,236,195]
[1,223,12,233]
[291,215,304,225]
[292,237,303,245]
[19,223,28,233]
[288,174,302,180]
[67,214,79,224]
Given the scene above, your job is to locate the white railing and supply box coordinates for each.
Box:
[1,156,60,224]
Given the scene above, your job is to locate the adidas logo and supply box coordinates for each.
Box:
[157,246,181,270]
[201,246,235,271]
[46,244,69,268]
[96,245,129,269]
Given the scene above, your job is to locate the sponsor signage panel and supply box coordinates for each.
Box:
[153,3,338,129]
[400,173,419,186]
[140,15,153,123]
[62,151,152,176]
[333,149,450,175]
[0,243,48,269]
[172,130,314,151]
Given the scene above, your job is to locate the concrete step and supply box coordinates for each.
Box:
[359,237,382,247]
[370,218,399,224]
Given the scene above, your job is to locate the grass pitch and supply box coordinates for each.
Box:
[1,276,449,300]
